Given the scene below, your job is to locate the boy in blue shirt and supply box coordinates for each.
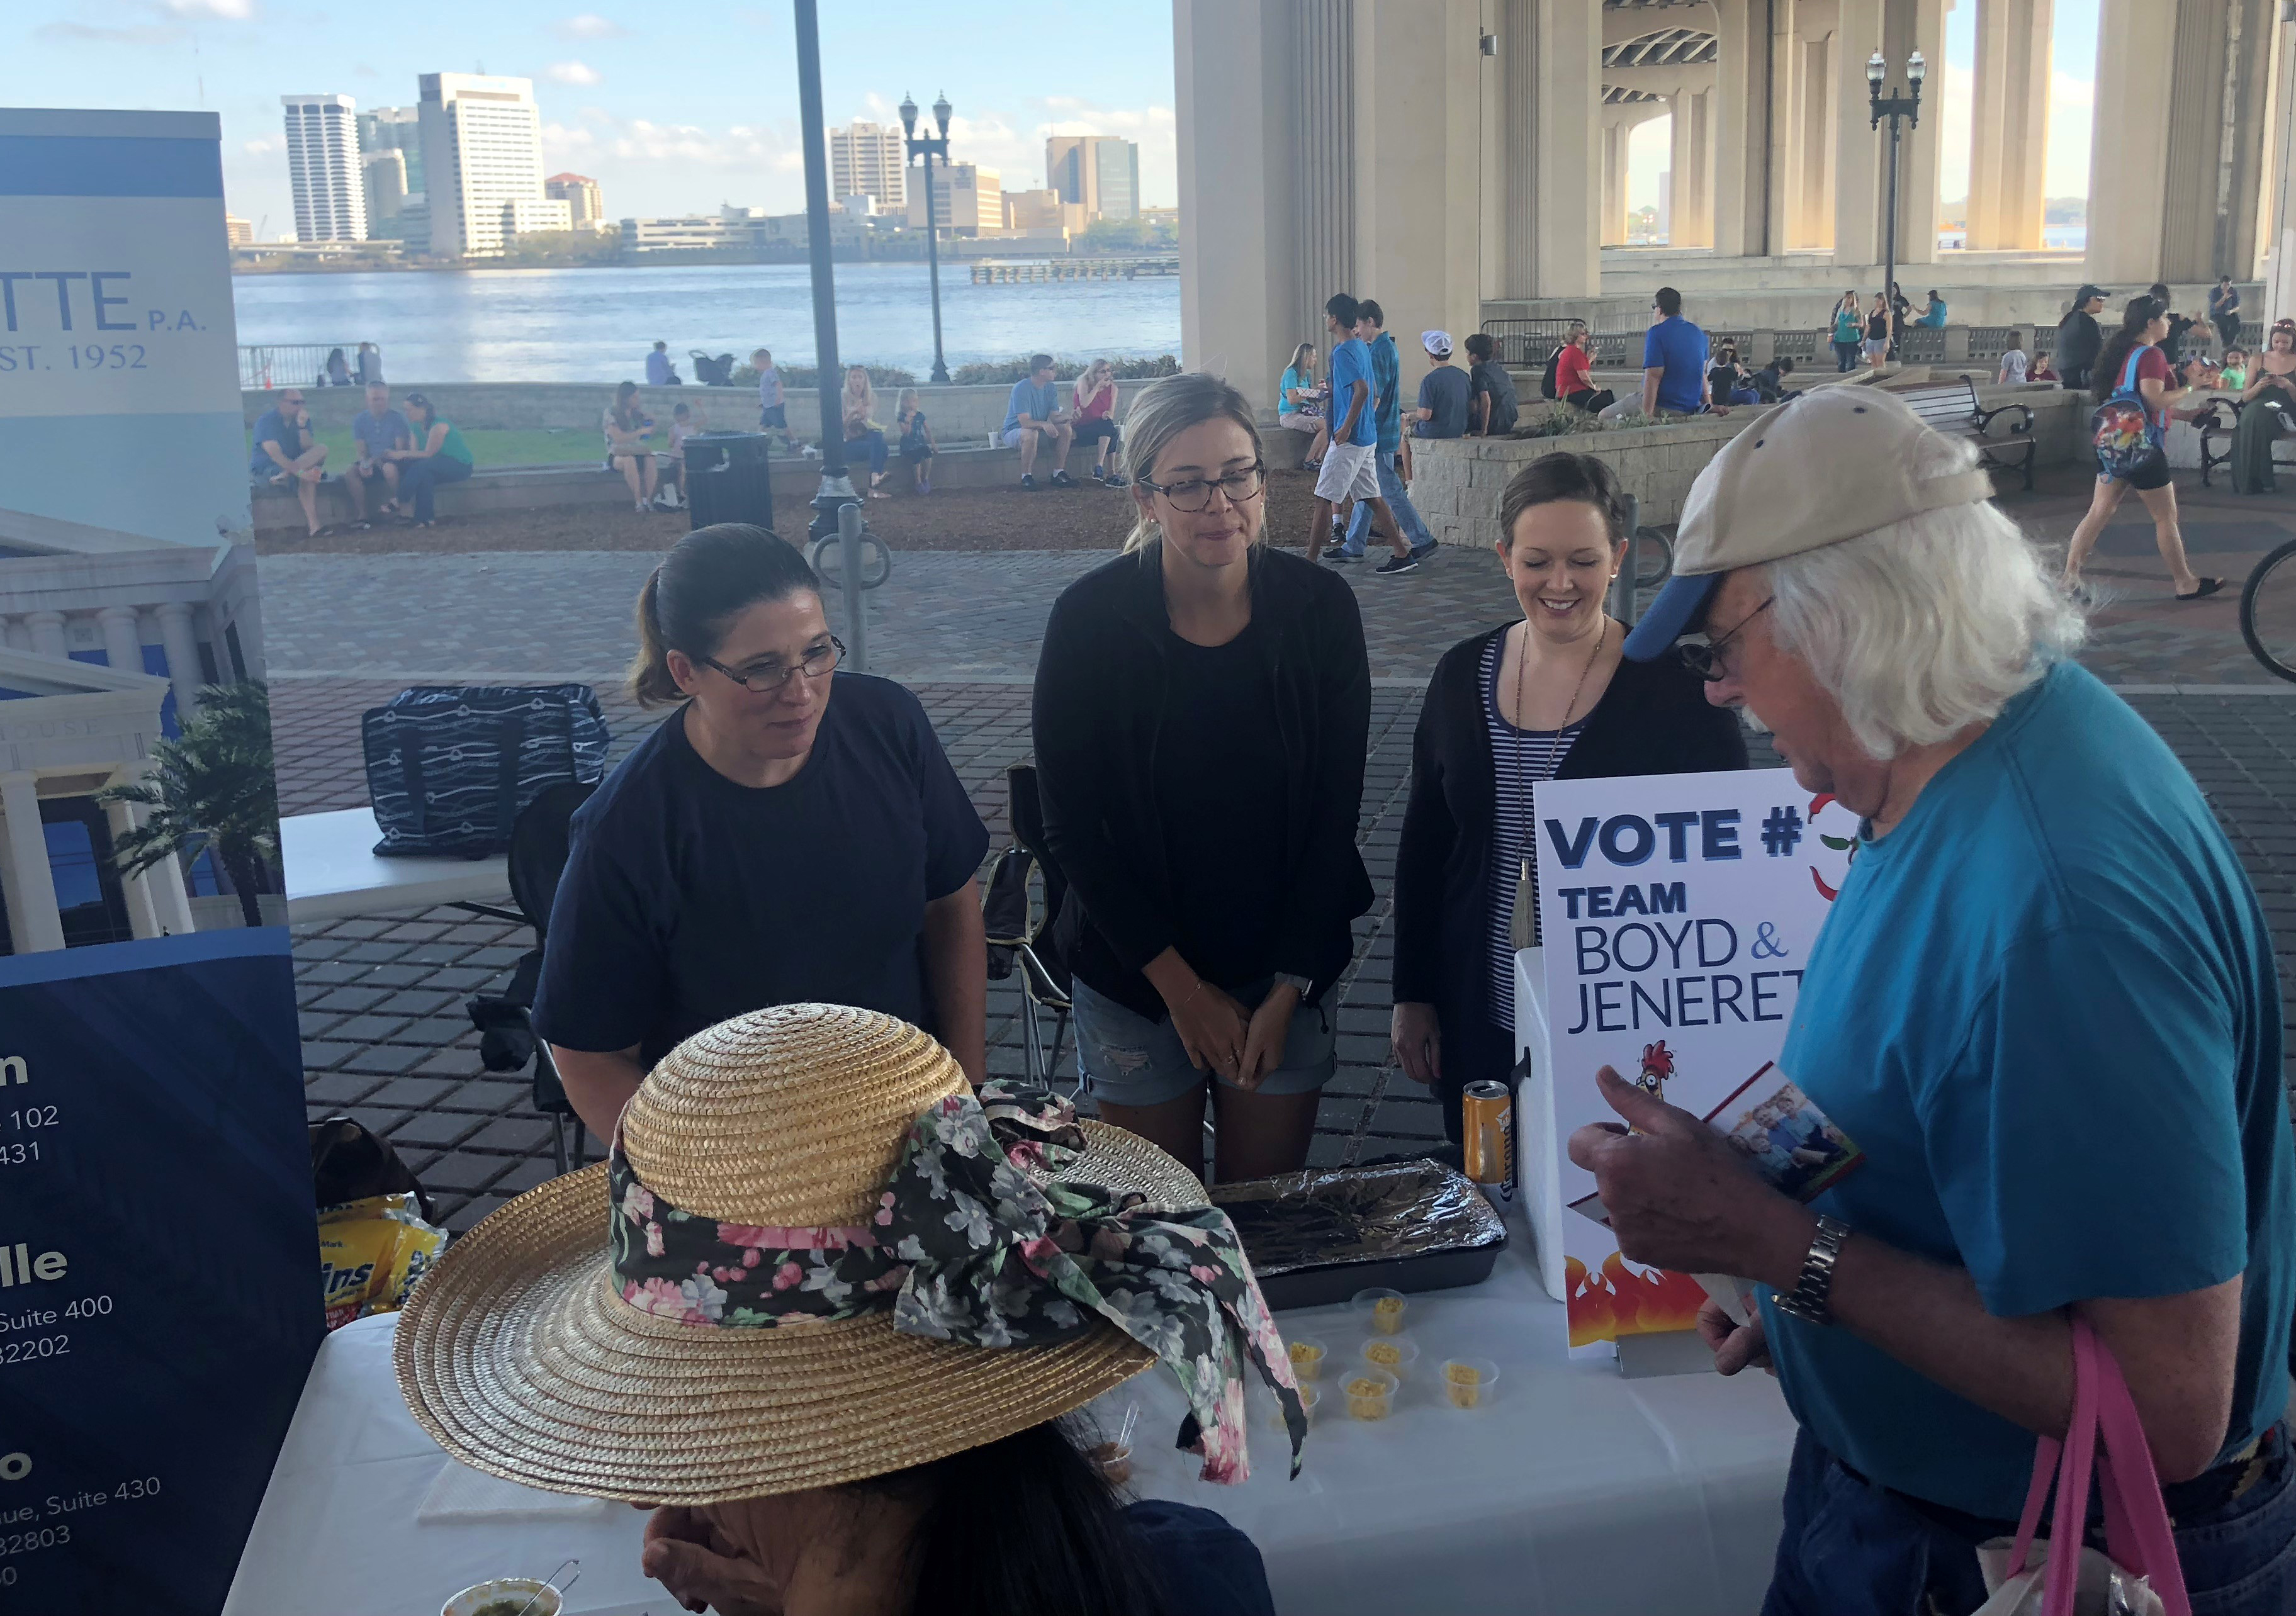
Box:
[1307,293,1414,575]
[1338,300,1436,562]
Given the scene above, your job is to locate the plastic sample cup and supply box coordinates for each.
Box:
[1344,1368,1398,1421]
[1441,1357,1500,1410]
[1286,1337,1329,1381]
[1269,1381,1320,1430]
[1359,1335,1419,1382]
[1353,1288,1408,1335]
[443,1580,563,1616]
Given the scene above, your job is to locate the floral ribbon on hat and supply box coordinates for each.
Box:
[608,1079,1306,1484]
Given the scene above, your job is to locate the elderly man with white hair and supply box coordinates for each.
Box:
[1568,389,2296,1613]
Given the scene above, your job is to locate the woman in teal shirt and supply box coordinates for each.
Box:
[1277,343,1329,469]
[1831,292,1863,371]
[388,391,475,527]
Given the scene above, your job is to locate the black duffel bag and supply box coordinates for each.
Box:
[362,684,609,858]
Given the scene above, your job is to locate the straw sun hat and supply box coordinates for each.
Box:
[395,1002,1252,1506]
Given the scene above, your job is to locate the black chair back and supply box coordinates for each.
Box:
[507,779,598,948]
[1005,764,1072,995]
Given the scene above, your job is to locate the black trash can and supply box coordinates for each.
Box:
[683,432,775,532]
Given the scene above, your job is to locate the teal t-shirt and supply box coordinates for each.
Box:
[1764,662,2293,1520]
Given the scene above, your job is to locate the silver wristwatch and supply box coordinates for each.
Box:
[1771,1215,1851,1327]
[1271,972,1315,999]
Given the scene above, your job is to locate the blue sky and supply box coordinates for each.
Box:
[14,0,1179,238]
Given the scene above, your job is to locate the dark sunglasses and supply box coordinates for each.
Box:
[1677,597,1774,683]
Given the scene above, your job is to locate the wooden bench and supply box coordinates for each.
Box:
[2195,395,2296,488]
[1899,378,2037,490]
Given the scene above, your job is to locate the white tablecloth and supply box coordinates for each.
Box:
[282,807,512,923]
[227,1246,1798,1616]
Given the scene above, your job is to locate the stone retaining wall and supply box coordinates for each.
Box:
[1409,381,2088,551]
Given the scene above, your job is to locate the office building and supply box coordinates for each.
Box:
[828,121,908,211]
[1003,188,1087,233]
[1046,134,1139,222]
[502,196,574,238]
[356,105,424,196]
[224,215,253,246]
[417,73,548,259]
[281,94,367,243]
[362,149,407,227]
[619,206,867,255]
[546,172,605,229]
[906,163,1000,235]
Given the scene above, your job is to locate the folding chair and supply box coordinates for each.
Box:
[461,779,600,1175]
[984,763,1076,1092]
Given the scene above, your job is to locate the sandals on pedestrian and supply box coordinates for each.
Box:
[2176,577,2225,600]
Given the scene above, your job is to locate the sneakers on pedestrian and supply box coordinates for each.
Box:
[1103,474,1128,488]
[1373,554,1420,578]
[1325,548,1361,563]
[1020,473,1037,491]
[1050,469,1079,489]
[1408,541,1439,563]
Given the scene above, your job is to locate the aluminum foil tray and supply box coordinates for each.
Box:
[1212,1159,1509,1311]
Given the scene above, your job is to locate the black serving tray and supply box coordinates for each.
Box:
[1212,1159,1509,1311]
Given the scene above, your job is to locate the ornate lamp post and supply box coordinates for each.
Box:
[899,91,954,386]
[1867,49,1925,358]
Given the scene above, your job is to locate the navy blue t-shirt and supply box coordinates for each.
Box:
[532,674,989,1066]
[1128,1500,1276,1616]
[1414,365,1471,438]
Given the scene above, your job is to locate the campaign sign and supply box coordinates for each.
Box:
[1536,768,1858,1357]
[0,932,320,1615]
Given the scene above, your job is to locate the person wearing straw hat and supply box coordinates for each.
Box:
[1564,388,2295,1612]
[397,1003,1292,1616]
[534,525,992,1145]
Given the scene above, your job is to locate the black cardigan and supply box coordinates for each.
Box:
[1392,624,1748,1046]
[1032,542,1375,1021]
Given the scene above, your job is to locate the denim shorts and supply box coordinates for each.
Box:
[1070,977,1336,1106]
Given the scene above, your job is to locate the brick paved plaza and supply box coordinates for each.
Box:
[263,466,2296,1232]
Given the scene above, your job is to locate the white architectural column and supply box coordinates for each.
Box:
[1500,0,1604,298]
[0,772,64,955]
[1793,20,1839,250]
[1966,0,2054,250]
[96,605,143,676]
[26,612,66,660]
[0,618,28,653]
[2084,0,2178,286]
[2267,3,2296,327]
[104,795,162,941]
[1602,121,1632,245]
[136,802,195,936]
[154,601,205,726]
[1711,0,1777,259]
[1832,0,1886,266]
[1879,0,1946,268]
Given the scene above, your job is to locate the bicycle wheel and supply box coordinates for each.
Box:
[1632,529,1674,588]
[809,532,892,590]
[2239,538,2296,683]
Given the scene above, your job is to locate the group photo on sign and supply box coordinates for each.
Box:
[9,0,2296,1613]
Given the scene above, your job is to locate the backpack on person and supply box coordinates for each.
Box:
[1540,343,1564,401]
[363,684,611,858]
[2090,347,2167,484]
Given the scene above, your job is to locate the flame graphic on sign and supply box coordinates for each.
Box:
[1565,1252,1710,1347]
[1808,792,1855,902]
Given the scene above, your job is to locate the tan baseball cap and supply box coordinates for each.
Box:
[1623,388,1998,660]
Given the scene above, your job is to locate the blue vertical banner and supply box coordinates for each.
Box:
[0,933,320,1616]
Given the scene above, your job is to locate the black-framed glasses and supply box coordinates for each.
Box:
[1678,598,1773,683]
[698,636,845,693]
[1138,463,1266,513]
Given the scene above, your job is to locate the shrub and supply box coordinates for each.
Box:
[727,363,916,391]
[947,354,1181,386]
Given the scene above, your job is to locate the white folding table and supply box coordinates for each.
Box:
[281,807,512,924]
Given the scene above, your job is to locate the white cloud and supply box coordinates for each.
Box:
[546,60,603,86]
[556,12,624,38]
[918,98,1176,205]
[157,0,256,17]
[352,62,378,77]
[244,137,274,155]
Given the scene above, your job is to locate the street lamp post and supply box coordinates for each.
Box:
[1867,49,1926,359]
[899,91,954,386]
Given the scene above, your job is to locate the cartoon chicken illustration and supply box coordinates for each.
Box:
[1636,1040,1675,1105]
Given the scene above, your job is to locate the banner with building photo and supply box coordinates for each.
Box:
[0,108,318,1616]
[1535,767,1860,1360]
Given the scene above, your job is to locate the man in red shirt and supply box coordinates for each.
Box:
[1553,324,1615,415]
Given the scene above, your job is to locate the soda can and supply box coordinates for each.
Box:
[1461,1079,1514,1209]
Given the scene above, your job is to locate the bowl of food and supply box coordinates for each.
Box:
[1285,1337,1329,1381]
[1352,1287,1407,1335]
[1359,1335,1419,1381]
[1344,1368,1398,1422]
[442,1578,563,1616]
[1441,1357,1500,1411]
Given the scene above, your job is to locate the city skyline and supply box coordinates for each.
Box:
[14,1,1183,242]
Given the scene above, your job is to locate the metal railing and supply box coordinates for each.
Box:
[1480,319,1578,368]
[238,344,381,391]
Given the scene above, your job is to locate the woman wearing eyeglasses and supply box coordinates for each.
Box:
[534,522,989,1141]
[1390,454,1746,1142]
[1032,373,1374,1184]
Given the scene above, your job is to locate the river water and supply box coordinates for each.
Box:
[230,262,1182,384]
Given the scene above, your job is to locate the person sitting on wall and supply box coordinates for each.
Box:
[1072,357,1128,486]
[249,388,332,539]
[1553,323,1615,415]
[1751,355,1797,404]
[1601,287,1711,421]
[1004,354,1078,491]
[605,380,664,513]
[1465,332,1520,438]
[347,380,410,528]
[1407,332,1471,439]
[646,340,682,386]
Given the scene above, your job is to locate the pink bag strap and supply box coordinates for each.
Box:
[2041,1325,2103,1616]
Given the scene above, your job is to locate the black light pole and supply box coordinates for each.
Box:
[794,0,852,534]
[899,91,954,386]
[1867,48,1926,357]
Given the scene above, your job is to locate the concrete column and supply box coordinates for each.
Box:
[140,808,196,936]
[1832,0,1886,266]
[104,795,162,941]
[1711,0,1777,259]
[96,605,143,675]
[2084,0,2178,286]
[25,612,66,661]
[0,617,27,653]
[1174,0,1293,413]
[0,772,64,955]
[2267,4,2296,327]
[1879,0,1946,267]
[1602,121,1631,245]
[154,601,205,726]
[1798,25,1839,249]
[1966,0,2053,250]
[1500,0,1603,297]
[1356,0,1485,367]
[1669,87,1715,247]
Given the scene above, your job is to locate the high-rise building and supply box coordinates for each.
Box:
[224,215,254,246]
[362,149,407,226]
[1045,134,1140,222]
[905,163,1000,235]
[417,74,549,258]
[545,172,605,229]
[356,105,424,196]
[1003,189,1087,233]
[828,121,908,210]
[281,94,367,242]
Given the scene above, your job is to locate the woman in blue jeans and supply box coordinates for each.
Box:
[387,392,474,527]
[1032,373,1373,1184]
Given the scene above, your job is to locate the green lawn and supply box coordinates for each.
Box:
[246,426,604,470]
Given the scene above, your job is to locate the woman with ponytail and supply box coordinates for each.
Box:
[2062,295,2222,600]
[532,523,990,1140]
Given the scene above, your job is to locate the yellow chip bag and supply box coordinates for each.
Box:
[318,1192,445,1331]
